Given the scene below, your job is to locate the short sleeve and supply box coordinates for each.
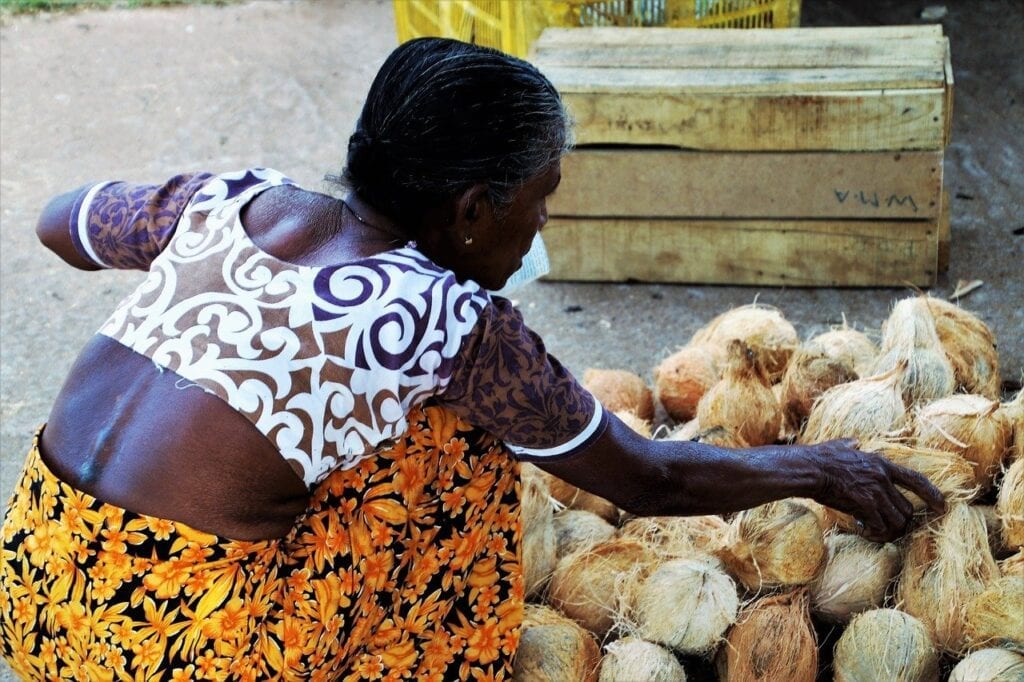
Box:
[439,296,608,460]
[69,172,215,270]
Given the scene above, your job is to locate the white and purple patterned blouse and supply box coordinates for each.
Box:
[70,168,606,487]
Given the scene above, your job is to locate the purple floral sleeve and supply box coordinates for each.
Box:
[70,172,214,270]
[439,296,608,460]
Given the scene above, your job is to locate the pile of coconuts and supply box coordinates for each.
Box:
[513,297,1023,682]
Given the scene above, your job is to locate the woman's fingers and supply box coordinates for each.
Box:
[884,460,947,515]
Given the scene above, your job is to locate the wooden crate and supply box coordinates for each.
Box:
[533,25,953,286]
[533,26,953,151]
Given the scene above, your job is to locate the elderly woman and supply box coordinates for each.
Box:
[1,38,942,680]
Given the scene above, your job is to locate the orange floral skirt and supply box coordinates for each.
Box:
[0,405,523,681]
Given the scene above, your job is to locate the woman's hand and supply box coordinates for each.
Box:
[804,439,946,543]
[537,414,946,545]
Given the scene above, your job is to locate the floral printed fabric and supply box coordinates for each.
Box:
[0,405,523,681]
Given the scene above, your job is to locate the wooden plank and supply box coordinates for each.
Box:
[532,38,948,69]
[551,149,943,219]
[938,189,951,273]
[542,217,939,287]
[538,64,945,93]
[563,89,947,151]
[533,26,945,50]
[944,40,955,145]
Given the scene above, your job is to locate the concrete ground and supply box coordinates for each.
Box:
[0,0,1020,677]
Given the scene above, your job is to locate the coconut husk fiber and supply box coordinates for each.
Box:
[715,589,817,682]
[548,538,655,639]
[779,342,857,431]
[654,345,719,423]
[689,303,798,383]
[871,297,955,407]
[949,648,1024,682]
[833,608,939,682]
[861,437,978,511]
[614,410,653,438]
[976,504,1012,559]
[997,457,1024,550]
[920,295,1001,399]
[962,575,1024,652]
[553,510,617,562]
[598,637,687,682]
[583,368,655,421]
[915,394,1011,490]
[810,532,901,623]
[1000,549,1024,578]
[514,604,602,682]
[696,339,781,447]
[521,463,556,599]
[799,362,908,444]
[716,499,826,592]
[619,514,729,560]
[1001,389,1024,463]
[809,324,879,377]
[630,557,739,656]
[688,425,750,449]
[897,503,1000,654]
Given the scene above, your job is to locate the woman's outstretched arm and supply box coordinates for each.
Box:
[536,412,946,544]
[36,184,102,270]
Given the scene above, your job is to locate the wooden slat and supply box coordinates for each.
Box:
[539,64,944,92]
[532,38,948,69]
[542,217,939,287]
[564,88,947,151]
[551,150,943,219]
[533,26,944,50]
[938,189,951,273]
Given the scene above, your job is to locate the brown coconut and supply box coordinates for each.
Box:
[1002,389,1024,463]
[949,648,1024,682]
[920,296,1001,399]
[552,510,617,562]
[861,437,978,511]
[897,503,1000,654]
[809,324,879,377]
[998,457,1024,550]
[654,345,720,423]
[871,297,955,407]
[999,549,1024,577]
[614,410,653,439]
[619,515,729,560]
[514,604,601,682]
[833,608,939,682]
[630,558,739,656]
[779,343,858,431]
[716,589,818,682]
[598,638,687,682]
[800,362,908,444]
[521,464,556,599]
[716,499,827,591]
[962,575,1024,651]
[697,339,782,447]
[583,368,655,421]
[915,394,1011,489]
[548,539,655,639]
[690,303,798,382]
[809,532,901,623]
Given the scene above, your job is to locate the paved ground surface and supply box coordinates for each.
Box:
[0,0,1021,677]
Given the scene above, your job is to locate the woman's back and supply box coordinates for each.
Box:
[39,170,430,540]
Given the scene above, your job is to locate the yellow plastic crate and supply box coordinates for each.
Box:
[393,0,802,57]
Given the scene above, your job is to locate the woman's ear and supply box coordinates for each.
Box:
[453,183,491,245]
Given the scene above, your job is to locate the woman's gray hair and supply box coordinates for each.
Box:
[332,38,573,229]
